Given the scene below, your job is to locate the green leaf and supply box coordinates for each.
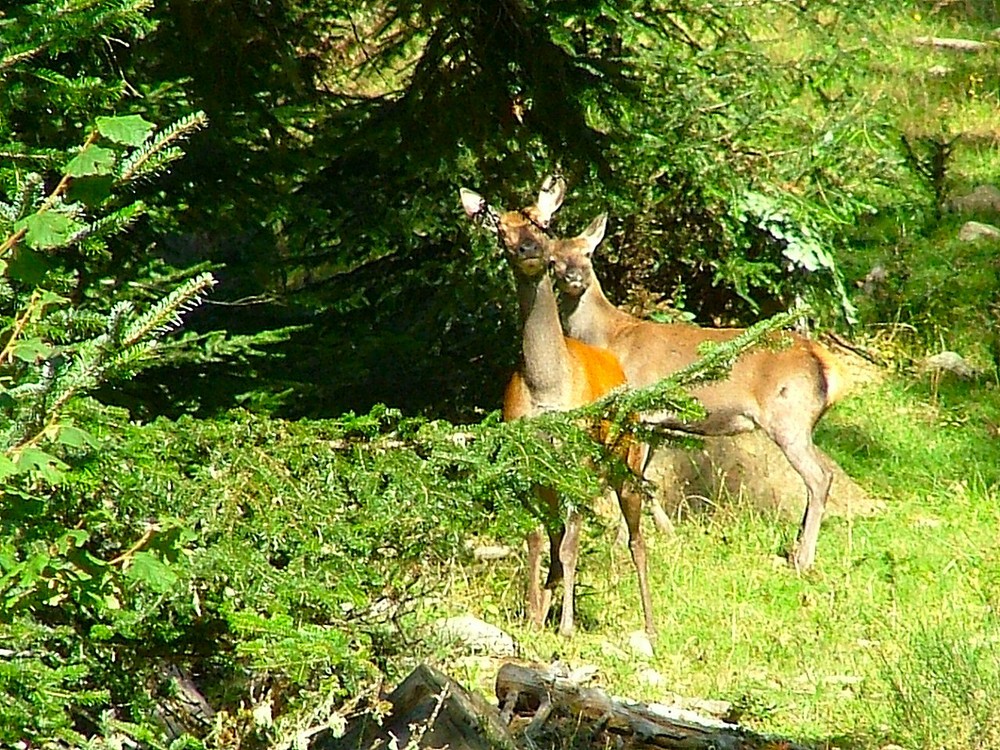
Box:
[67,175,115,207]
[65,145,116,177]
[15,211,87,250]
[0,454,18,480]
[126,551,178,593]
[13,448,68,484]
[56,425,99,449]
[7,246,51,285]
[96,115,155,147]
[11,339,53,363]
[37,290,68,307]
[54,529,89,554]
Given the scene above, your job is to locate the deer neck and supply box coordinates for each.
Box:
[559,278,628,349]
[516,273,571,407]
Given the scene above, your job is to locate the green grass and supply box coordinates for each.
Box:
[427,372,1000,748]
[422,7,1000,742]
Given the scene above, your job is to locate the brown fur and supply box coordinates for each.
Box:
[550,212,847,571]
[461,179,656,638]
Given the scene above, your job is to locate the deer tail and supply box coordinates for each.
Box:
[812,342,848,409]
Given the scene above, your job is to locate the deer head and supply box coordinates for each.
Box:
[460,176,567,279]
[549,213,608,297]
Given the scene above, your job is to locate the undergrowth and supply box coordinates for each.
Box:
[435,370,1000,748]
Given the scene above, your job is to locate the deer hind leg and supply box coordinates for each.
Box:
[556,506,582,637]
[614,472,657,639]
[614,442,673,546]
[635,442,674,535]
[767,420,833,571]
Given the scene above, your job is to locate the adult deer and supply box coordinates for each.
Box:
[549,212,846,571]
[459,178,656,638]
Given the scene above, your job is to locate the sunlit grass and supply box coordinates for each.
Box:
[422,5,1000,748]
[430,371,1000,746]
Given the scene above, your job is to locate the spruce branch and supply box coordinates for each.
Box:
[83,201,146,242]
[0,45,46,71]
[0,132,100,258]
[8,273,216,453]
[564,310,800,439]
[121,272,217,346]
[0,291,43,368]
[117,111,208,182]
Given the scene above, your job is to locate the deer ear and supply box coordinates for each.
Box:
[534,176,567,227]
[579,213,608,254]
[459,188,486,220]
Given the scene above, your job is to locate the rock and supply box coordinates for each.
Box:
[470,544,514,561]
[436,615,517,657]
[912,36,989,52]
[326,663,517,750]
[858,263,888,295]
[958,220,1000,241]
[637,667,667,688]
[923,351,977,379]
[927,64,952,77]
[627,630,655,660]
[948,185,1000,214]
[645,430,881,522]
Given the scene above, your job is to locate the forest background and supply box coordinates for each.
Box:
[2,0,1000,748]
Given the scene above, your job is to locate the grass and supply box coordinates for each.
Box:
[384,3,1000,748]
[419,6,1000,742]
[428,371,1000,747]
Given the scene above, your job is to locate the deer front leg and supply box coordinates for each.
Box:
[527,486,562,629]
[526,525,549,628]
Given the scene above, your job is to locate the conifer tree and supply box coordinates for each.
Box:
[0,2,215,742]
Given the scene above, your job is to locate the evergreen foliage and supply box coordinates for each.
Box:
[3,0,996,746]
[22,311,780,746]
[103,0,896,418]
[0,1,217,743]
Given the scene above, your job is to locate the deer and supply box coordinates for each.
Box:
[459,177,656,639]
[547,211,846,572]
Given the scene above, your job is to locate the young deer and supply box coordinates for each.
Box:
[549,213,846,571]
[460,178,656,638]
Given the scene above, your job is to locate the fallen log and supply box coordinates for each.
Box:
[912,36,989,52]
[328,663,518,750]
[495,662,809,750]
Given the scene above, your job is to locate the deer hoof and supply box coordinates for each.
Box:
[789,544,815,572]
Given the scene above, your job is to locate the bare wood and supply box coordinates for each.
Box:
[495,662,809,750]
[460,179,656,638]
[334,664,518,750]
[549,212,847,570]
[913,35,989,52]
